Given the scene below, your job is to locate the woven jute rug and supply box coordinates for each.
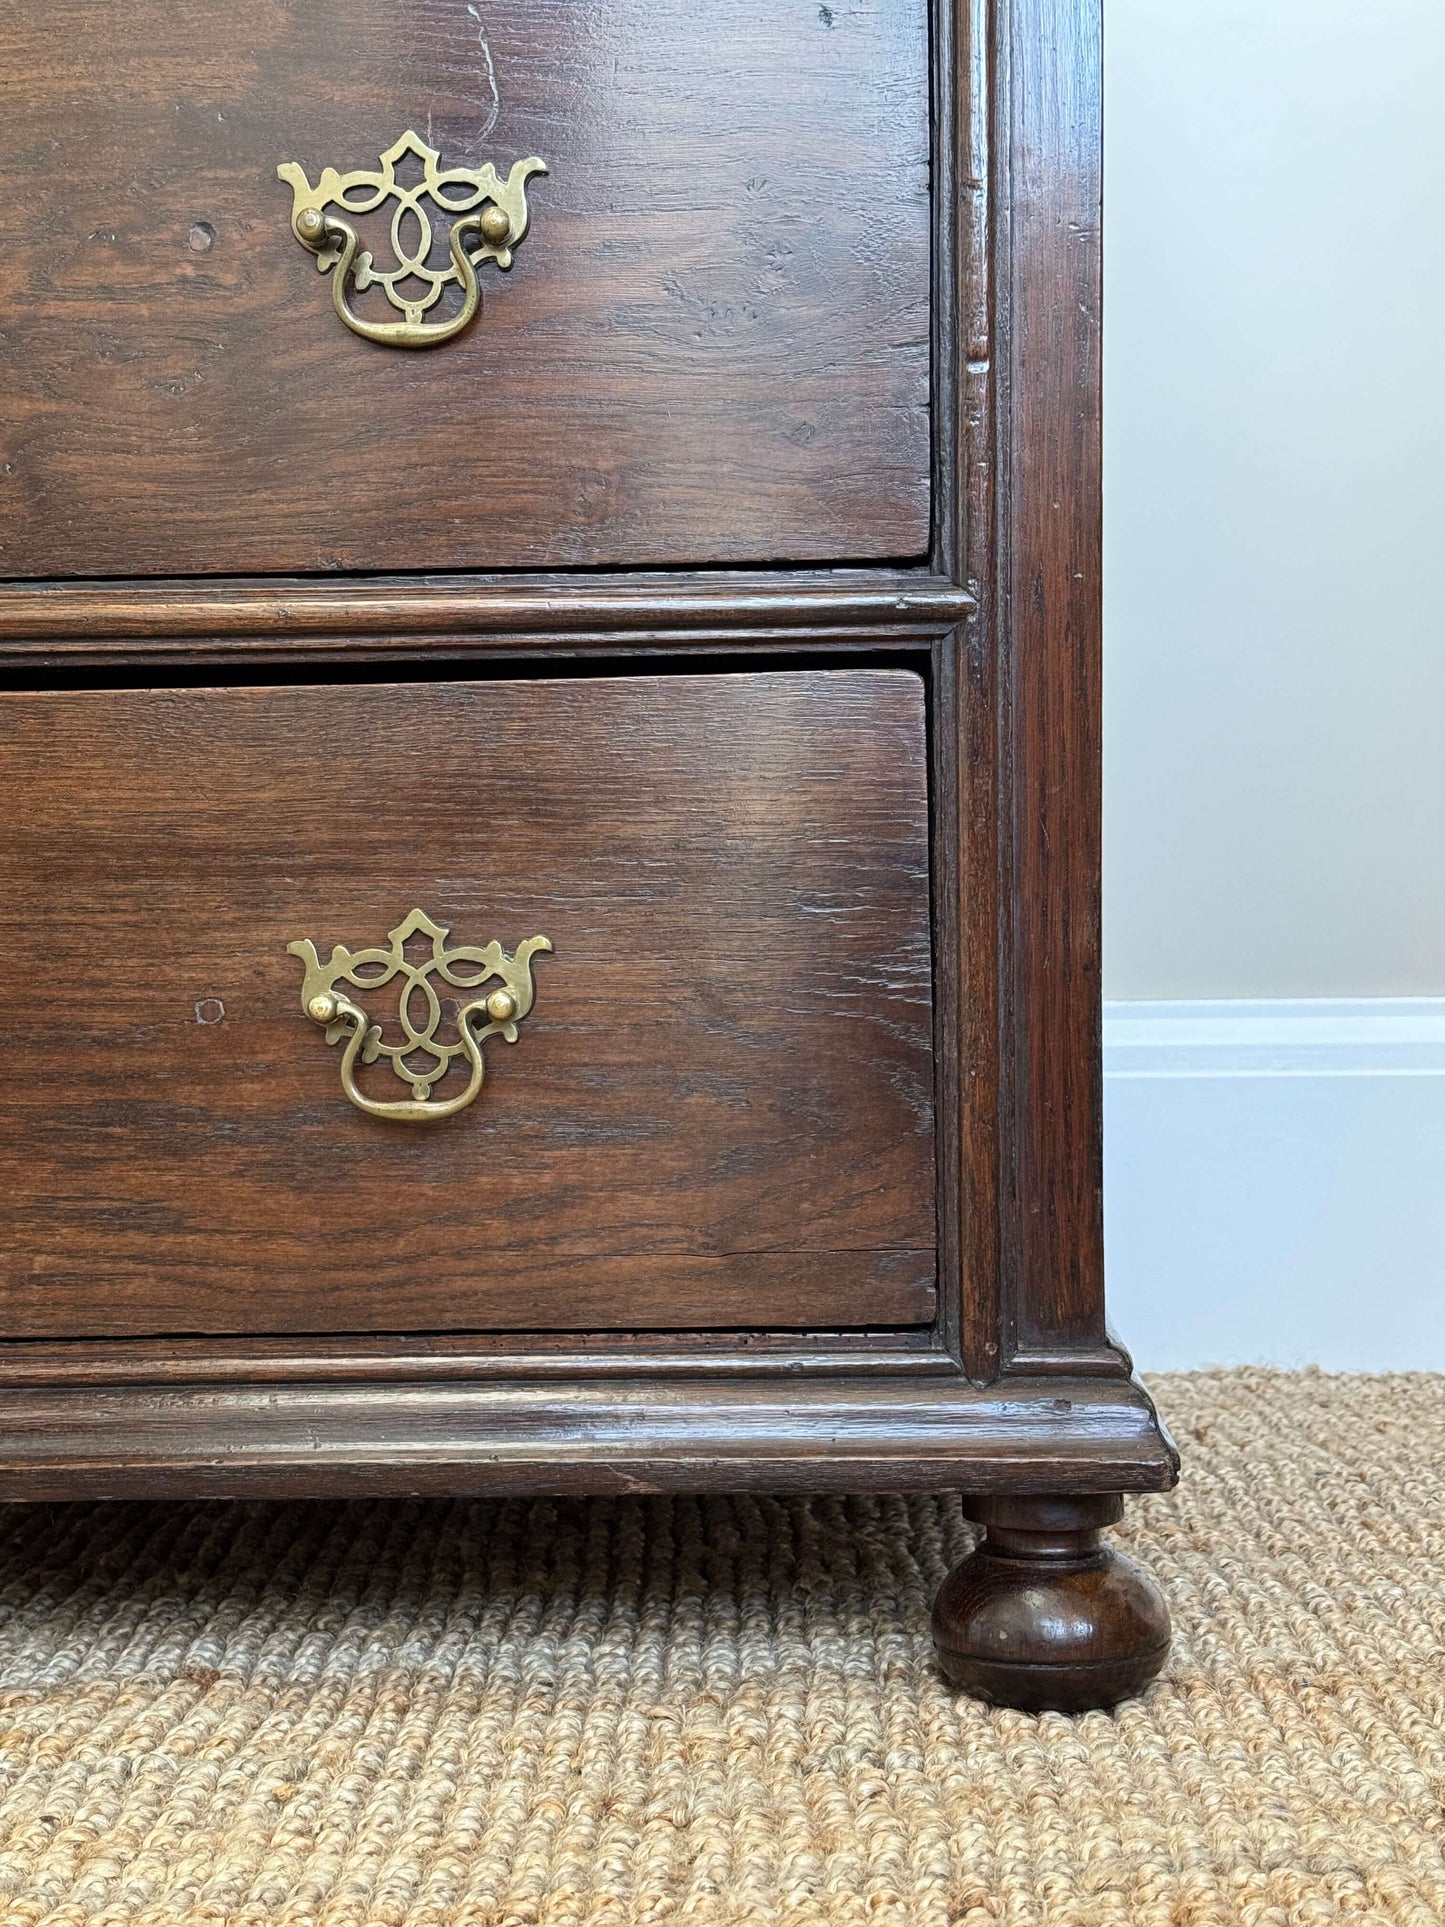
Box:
[0,1369,1441,1927]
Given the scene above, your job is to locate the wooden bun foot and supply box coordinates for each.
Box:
[932,1494,1170,1712]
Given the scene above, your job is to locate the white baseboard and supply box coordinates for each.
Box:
[1103,998,1445,1371]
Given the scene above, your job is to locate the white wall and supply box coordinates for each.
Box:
[1101,2,1445,1367]
[1103,0,1445,1002]
[1103,1001,1445,1370]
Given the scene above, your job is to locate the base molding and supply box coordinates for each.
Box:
[0,1373,1179,1501]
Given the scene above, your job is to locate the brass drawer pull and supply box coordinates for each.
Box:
[288,908,551,1123]
[277,131,546,349]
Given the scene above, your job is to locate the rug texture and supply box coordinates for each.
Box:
[0,1369,1441,1927]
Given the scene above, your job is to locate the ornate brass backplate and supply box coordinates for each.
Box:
[288,908,551,1123]
[277,130,546,348]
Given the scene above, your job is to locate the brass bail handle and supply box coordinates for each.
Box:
[278,131,546,349]
[288,909,552,1124]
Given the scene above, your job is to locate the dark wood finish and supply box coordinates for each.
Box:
[0,1380,1178,1502]
[930,0,1118,1381]
[997,0,1110,1366]
[932,1495,1172,1711]
[943,0,1004,1381]
[0,671,936,1338]
[0,0,930,578]
[0,574,973,654]
[0,1331,954,1386]
[0,0,1179,1711]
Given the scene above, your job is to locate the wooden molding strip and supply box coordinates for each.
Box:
[0,572,974,645]
[0,1331,957,1388]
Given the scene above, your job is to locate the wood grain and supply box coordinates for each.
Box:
[941,0,1004,1379]
[933,1494,1172,1710]
[0,0,930,577]
[0,1377,1180,1501]
[0,671,936,1339]
[0,1331,953,1386]
[999,0,1109,1361]
[0,0,1182,1646]
[0,573,973,652]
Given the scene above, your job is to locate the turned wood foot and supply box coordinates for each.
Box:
[932,1494,1170,1712]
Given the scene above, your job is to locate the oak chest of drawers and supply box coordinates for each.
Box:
[0,0,1177,1709]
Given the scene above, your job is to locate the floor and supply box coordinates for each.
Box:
[0,1369,1440,1926]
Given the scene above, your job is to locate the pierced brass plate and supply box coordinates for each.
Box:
[288,908,551,1123]
[277,130,546,348]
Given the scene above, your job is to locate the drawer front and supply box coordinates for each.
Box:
[0,0,930,578]
[0,671,936,1340]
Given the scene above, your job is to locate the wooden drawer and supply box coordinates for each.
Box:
[0,669,935,1340]
[0,0,930,579]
